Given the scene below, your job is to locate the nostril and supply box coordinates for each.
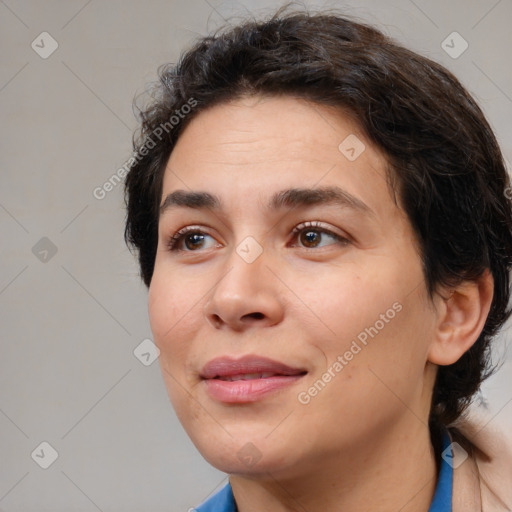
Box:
[246,312,264,320]
[211,314,222,327]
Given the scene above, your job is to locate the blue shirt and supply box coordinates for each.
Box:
[195,431,453,512]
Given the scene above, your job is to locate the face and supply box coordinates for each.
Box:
[148,95,439,478]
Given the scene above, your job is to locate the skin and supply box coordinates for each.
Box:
[148,95,493,512]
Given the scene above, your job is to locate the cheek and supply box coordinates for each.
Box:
[148,265,200,362]
[295,261,400,346]
[148,269,204,416]
[298,289,432,441]
[303,256,430,377]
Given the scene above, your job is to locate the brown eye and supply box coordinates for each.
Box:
[183,232,206,250]
[291,222,349,249]
[167,228,218,252]
[300,229,323,248]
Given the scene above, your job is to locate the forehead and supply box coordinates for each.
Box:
[162,95,397,221]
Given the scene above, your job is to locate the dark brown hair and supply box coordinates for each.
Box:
[124,6,512,427]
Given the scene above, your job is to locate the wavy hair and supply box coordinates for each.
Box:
[124,6,512,427]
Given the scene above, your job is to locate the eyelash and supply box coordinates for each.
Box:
[166,221,350,252]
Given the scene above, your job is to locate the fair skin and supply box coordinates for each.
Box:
[148,95,493,512]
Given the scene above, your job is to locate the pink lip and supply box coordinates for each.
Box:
[200,355,307,403]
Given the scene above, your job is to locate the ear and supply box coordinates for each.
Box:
[428,269,494,366]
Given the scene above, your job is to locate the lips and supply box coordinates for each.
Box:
[215,372,280,381]
[200,355,307,403]
[200,355,307,380]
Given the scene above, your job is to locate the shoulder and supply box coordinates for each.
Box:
[449,403,512,512]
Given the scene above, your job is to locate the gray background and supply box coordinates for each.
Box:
[1,0,511,510]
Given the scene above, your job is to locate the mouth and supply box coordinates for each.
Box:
[213,372,298,381]
[200,355,307,403]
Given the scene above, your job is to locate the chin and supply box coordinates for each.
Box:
[191,431,292,475]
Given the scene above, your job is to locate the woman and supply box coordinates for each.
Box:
[124,7,512,511]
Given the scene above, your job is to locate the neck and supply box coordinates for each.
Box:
[230,418,438,512]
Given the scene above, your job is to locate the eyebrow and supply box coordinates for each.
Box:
[159,186,374,217]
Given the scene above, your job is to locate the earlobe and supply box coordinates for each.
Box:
[428,270,494,366]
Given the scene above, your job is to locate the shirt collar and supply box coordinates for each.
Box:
[428,428,454,512]
[195,481,236,512]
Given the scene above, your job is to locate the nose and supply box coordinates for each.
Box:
[203,247,285,331]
